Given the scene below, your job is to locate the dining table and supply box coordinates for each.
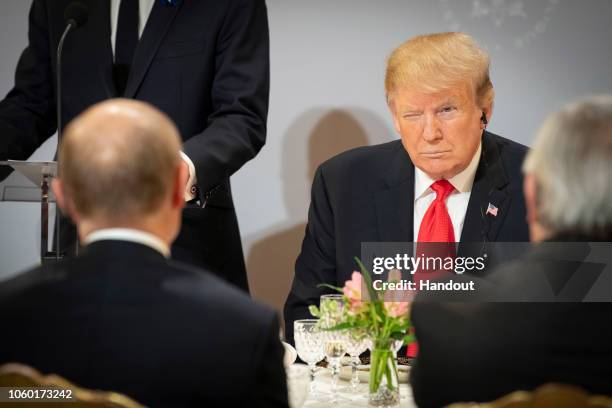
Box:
[297,364,417,408]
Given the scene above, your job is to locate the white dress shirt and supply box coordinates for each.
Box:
[110,0,197,201]
[84,227,170,258]
[413,143,482,242]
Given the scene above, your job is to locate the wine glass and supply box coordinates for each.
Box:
[343,330,369,392]
[294,319,324,396]
[323,328,347,404]
[319,294,346,405]
[319,294,344,324]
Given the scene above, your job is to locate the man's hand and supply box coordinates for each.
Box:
[179,152,197,202]
[181,159,190,192]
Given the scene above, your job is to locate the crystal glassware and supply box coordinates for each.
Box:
[319,294,346,405]
[319,294,344,326]
[294,319,324,395]
[343,330,369,392]
[322,329,347,404]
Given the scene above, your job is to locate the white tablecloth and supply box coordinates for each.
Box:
[302,367,416,408]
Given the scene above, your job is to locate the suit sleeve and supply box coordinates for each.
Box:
[0,0,57,181]
[284,165,338,345]
[253,315,289,408]
[182,0,269,197]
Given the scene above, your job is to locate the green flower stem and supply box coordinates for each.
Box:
[385,353,394,390]
[370,339,399,395]
[369,350,378,393]
[389,354,399,390]
[370,348,390,393]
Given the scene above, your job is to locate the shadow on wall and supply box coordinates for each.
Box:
[246,107,394,328]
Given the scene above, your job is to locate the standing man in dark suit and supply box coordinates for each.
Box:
[0,99,288,408]
[284,32,529,344]
[410,95,612,407]
[0,0,270,291]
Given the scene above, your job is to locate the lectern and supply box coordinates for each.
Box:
[0,160,62,262]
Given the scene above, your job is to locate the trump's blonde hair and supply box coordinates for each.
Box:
[385,32,494,108]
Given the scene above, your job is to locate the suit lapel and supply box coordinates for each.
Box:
[460,131,512,245]
[375,143,415,243]
[124,1,183,98]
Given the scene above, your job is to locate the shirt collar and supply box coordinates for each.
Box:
[83,228,170,258]
[414,142,482,200]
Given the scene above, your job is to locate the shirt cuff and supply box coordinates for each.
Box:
[179,151,197,202]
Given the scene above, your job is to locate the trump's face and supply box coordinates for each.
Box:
[390,83,489,180]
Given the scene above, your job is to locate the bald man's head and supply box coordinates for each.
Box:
[58,99,182,222]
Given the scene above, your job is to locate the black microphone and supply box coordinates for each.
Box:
[54,2,88,260]
[58,2,88,138]
[64,2,88,29]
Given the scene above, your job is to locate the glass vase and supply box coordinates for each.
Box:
[368,339,399,407]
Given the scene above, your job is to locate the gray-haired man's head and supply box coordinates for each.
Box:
[523,95,612,241]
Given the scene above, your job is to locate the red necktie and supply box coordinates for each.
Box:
[409,180,456,358]
[417,179,456,244]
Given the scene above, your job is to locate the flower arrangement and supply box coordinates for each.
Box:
[309,257,414,406]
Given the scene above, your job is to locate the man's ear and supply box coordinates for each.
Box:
[481,103,493,126]
[52,179,66,213]
[52,179,79,223]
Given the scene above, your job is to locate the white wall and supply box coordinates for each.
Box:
[1,0,611,312]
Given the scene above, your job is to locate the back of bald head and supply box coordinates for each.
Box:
[59,99,182,221]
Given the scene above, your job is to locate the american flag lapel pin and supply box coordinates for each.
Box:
[486,202,499,217]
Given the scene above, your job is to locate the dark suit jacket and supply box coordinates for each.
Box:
[0,240,288,408]
[283,132,529,344]
[0,0,270,290]
[410,233,612,408]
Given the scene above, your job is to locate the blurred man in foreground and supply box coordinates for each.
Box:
[0,100,288,408]
[284,32,529,345]
[410,95,612,407]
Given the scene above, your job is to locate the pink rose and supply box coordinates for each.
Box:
[343,271,364,313]
[384,301,410,318]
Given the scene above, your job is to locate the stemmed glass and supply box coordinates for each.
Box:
[343,330,369,392]
[294,319,324,396]
[319,294,347,405]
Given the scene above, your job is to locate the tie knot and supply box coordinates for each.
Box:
[431,180,455,201]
